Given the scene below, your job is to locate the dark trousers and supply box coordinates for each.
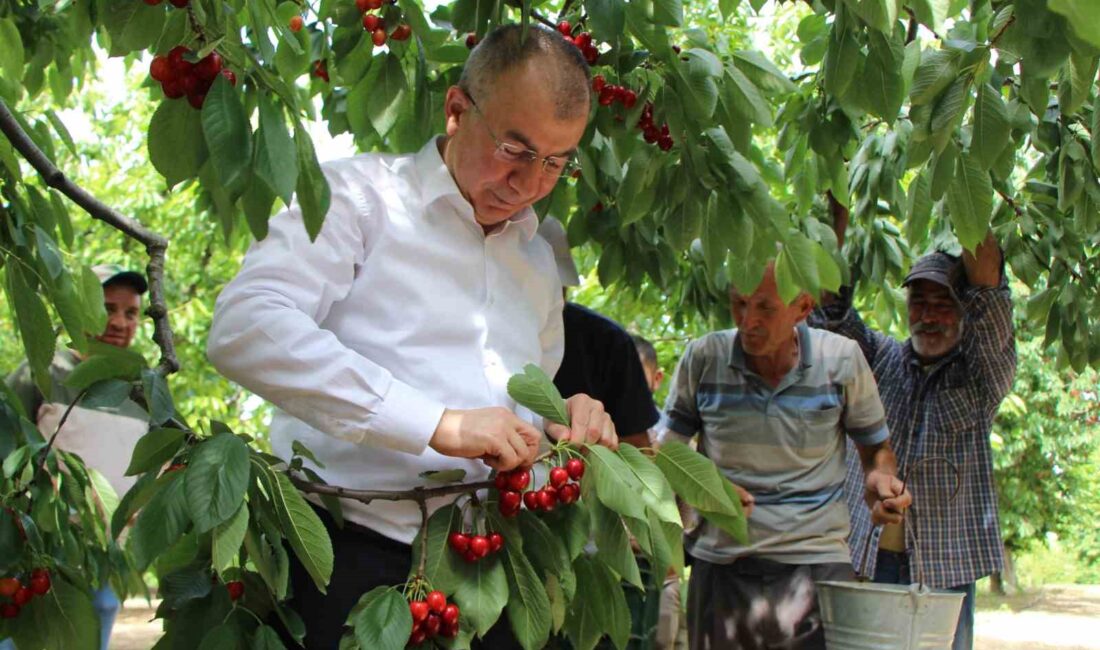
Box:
[873,549,975,650]
[686,557,853,650]
[276,506,521,649]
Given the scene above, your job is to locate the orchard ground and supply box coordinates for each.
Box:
[108,584,1100,650]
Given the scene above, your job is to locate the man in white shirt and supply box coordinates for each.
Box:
[208,23,615,648]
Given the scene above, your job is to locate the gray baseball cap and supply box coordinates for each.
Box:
[903,252,961,300]
[92,264,148,294]
[536,217,580,287]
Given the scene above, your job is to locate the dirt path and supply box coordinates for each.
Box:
[110,585,1100,649]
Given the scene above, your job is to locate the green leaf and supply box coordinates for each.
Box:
[1092,94,1100,174]
[451,547,508,637]
[616,444,681,525]
[906,170,933,247]
[198,623,246,649]
[202,75,252,195]
[351,587,413,650]
[6,263,56,398]
[254,96,298,206]
[945,151,993,252]
[142,368,175,425]
[862,31,905,122]
[241,178,276,241]
[813,241,842,293]
[517,510,575,598]
[252,626,287,650]
[212,503,249,573]
[652,0,683,27]
[591,499,643,588]
[0,18,24,83]
[503,541,553,650]
[731,50,796,95]
[910,49,959,106]
[64,348,145,391]
[1048,0,1100,50]
[126,427,186,476]
[1059,50,1098,116]
[586,445,646,520]
[419,468,468,483]
[78,265,107,335]
[293,122,331,242]
[695,476,749,544]
[366,54,408,137]
[507,363,569,425]
[971,83,1010,170]
[724,64,772,126]
[842,0,899,34]
[930,75,970,150]
[185,432,251,532]
[409,503,462,593]
[11,574,99,650]
[824,25,860,99]
[128,471,192,570]
[565,555,631,650]
[910,0,950,33]
[102,0,166,56]
[586,0,626,41]
[929,139,957,201]
[541,500,591,560]
[654,441,740,514]
[148,97,207,188]
[266,468,334,592]
[775,232,820,302]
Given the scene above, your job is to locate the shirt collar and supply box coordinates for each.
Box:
[728,323,814,371]
[414,137,539,241]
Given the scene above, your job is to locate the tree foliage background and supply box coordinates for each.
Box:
[1,0,1099,645]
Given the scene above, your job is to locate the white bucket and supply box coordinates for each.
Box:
[815,581,964,650]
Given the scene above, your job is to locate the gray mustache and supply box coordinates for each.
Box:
[912,322,948,335]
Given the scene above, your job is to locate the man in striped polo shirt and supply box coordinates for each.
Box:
[660,262,910,650]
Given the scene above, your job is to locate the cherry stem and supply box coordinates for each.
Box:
[417,498,429,578]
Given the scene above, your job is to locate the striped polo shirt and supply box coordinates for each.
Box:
[660,324,889,565]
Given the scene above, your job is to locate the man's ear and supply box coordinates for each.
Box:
[794,293,815,321]
[443,86,469,137]
[654,369,664,392]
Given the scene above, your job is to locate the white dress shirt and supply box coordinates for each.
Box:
[207,137,564,543]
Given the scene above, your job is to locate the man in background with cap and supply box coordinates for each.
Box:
[811,219,1016,650]
[4,264,149,650]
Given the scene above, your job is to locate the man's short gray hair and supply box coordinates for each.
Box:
[459,24,591,120]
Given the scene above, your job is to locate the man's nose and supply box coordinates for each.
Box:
[507,162,543,199]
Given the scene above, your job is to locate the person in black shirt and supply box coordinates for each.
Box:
[537,218,659,446]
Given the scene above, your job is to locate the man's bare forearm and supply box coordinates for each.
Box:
[962,230,1002,288]
[857,440,898,477]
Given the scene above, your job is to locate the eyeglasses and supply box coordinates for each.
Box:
[463,89,579,178]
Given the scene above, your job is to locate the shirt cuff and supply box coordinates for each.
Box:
[368,378,447,455]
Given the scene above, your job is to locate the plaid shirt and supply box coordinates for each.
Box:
[809,279,1016,588]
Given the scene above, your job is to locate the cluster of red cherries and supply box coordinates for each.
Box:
[494,458,584,517]
[447,530,505,563]
[356,0,411,47]
[0,569,51,619]
[557,21,599,65]
[593,74,637,109]
[636,102,674,151]
[407,590,460,645]
[149,47,236,109]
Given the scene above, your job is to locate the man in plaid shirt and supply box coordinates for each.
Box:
[811,225,1016,650]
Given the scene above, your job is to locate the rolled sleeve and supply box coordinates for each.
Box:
[841,339,890,447]
[369,379,446,454]
[658,341,703,445]
[959,281,1016,403]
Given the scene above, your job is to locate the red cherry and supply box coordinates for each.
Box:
[565,458,585,480]
[0,577,20,598]
[557,21,571,36]
[312,60,329,82]
[494,470,510,490]
[672,44,682,54]
[466,33,478,48]
[598,87,615,106]
[289,15,303,32]
[162,78,185,98]
[538,487,558,511]
[29,573,50,595]
[409,599,430,624]
[441,620,459,638]
[194,52,222,81]
[592,74,606,92]
[644,125,660,143]
[356,0,371,10]
[362,13,382,31]
[365,0,383,8]
[463,549,478,563]
[559,482,580,504]
[549,467,569,489]
[658,135,674,151]
[169,0,188,7]
[470,535,491,558]
[448,531,470,553]
[574,32,592,49]
[143,0,162,5]
[506,469,531,492]
[424,612,442,636]
[12,587,32,606]
[584,45,599,64]
[0,603,17,619]
[410,629,427,645]
[488,532,504,553]
[167,45,190,73]
[219,68,237,86]
[523,490,540,510]
[392,24,412,41]
[622,90,637,109]
[442,603,460,625]
[592,201,604,213]
[150,56,172,82]
[372,28,387,46]
[426,590,447,614]
[226,580,244,601]
[660,123,670,136]
[498,490,522,516]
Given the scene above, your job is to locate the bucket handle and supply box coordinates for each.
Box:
[855,455,960,585]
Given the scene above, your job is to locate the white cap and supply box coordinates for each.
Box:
[537,217,580,287]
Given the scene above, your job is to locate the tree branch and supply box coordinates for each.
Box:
[290,474,497,505]
[0,98,180,376]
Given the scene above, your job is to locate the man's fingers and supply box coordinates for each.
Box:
[599,418,619,450]
[546,422,570,442]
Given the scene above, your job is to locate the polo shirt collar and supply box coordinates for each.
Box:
[413,137,538,241]
[729,322,814,371]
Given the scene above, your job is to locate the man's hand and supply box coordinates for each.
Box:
[864,470,911,525]
[733,483,755,517]
[429,407,540,471]
[546,394,619,449]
